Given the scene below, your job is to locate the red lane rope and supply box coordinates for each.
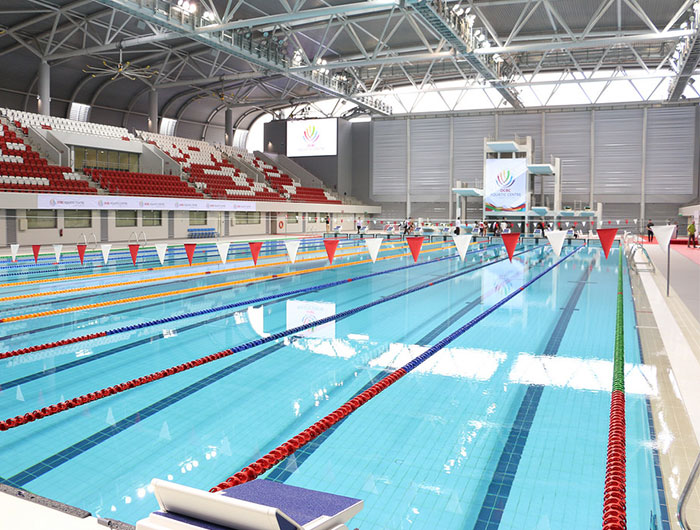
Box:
[209,368,408,492]
[602,249,626,530]
[0,244,522,432]
[603,391,626,530]
[208,246,582,493]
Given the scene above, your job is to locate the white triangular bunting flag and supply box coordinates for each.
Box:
[545,230,568,257]
[10,244,19,262]
[155,244,168,265]
[285,240,300,263]
[565,222,570,227]
[100,244,112,264]
[452,234,473,261]
[365,238,383,263]
[616,220,620,225]
[216,241,230,264]
[652,225,676,252]
[633,218,638,223]
[52,244,63,263]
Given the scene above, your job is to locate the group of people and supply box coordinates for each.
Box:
[645,218,697,248]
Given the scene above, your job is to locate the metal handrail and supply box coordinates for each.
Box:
[678,451,700,529]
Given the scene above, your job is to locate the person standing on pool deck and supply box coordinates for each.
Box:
[688,219,696,248]
[646,219,654,242]
[325,215,330,233]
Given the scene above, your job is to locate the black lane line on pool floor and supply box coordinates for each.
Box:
[1,249,515,488]
[0,239,416,340]
[263,251,551,484]
[1,257,412,389]
[470,256,597,530]
[0,289,314,390]
[0,240,385,314]
[4,343,286,489]
[0,245,470,360]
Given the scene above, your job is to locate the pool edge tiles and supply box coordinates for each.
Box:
[629,261,673,530]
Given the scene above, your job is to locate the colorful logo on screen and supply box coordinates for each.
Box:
[496,170,515,190]
[303,125,320,147]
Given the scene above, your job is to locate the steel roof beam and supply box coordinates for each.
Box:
[668,28,700,101]
[406,0,523,108]
[90,0,391,115]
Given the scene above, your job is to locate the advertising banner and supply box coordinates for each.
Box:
[36,194,257,212]
[484,158,527,213]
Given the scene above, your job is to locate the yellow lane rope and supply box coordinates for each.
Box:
[0,243,455,322]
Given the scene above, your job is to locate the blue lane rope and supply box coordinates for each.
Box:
[401,245,583,372]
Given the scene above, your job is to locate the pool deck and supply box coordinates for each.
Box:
[0,484,134,530]
[632,243,700,529]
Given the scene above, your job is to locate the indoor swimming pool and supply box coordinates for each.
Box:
[0,237,666,529]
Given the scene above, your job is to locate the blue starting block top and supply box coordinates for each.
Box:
[136,478,363,530]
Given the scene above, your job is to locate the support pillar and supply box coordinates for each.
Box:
[148,89,158,133]
[225,107,234,146]
[37,60,50,116]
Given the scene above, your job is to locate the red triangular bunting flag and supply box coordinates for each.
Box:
[184,243,196,265]
[128,244,139,265]
[596,228,618,259]
[249,241,263,265]
[324,239,339,264]
[406,237,424,263]
[32,245,40,263]
[502,233,520,262]
[77,243,87,265]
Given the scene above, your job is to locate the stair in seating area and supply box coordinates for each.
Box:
[84,168,205,198]
[138,132,284,202]
[0,122,96,195]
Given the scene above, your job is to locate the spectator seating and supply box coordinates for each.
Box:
[252,157,341,204]
[1,107,135,140]
[85,168,202,198]
[0,124,96,194]
[139,131,283,202]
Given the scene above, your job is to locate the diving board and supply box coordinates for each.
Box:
[136,479,363,530]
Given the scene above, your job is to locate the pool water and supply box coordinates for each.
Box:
[0,237,665,529]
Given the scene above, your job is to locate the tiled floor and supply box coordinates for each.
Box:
[631,244,700,528]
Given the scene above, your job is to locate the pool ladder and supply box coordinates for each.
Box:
[678,451,700,529]
[627,242,655,274]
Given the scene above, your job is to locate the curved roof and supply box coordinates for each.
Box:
[0,0,696,139]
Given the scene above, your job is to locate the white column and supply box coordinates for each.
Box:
[37,60,50,116]
[225,108,234,146]
[641,107,647,223]
[448,116,454,221]
[589,110,595,208]
[148,89,158,133]
[406,119,411,218]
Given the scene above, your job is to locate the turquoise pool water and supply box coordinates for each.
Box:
[0,237,666,529]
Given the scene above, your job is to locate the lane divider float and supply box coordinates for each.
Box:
[0,242,455,323]
[0,244,538,431]
[0,243,496,359]
[208,245,582,492]
[0,240,423,303]
[602,250,626,530]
